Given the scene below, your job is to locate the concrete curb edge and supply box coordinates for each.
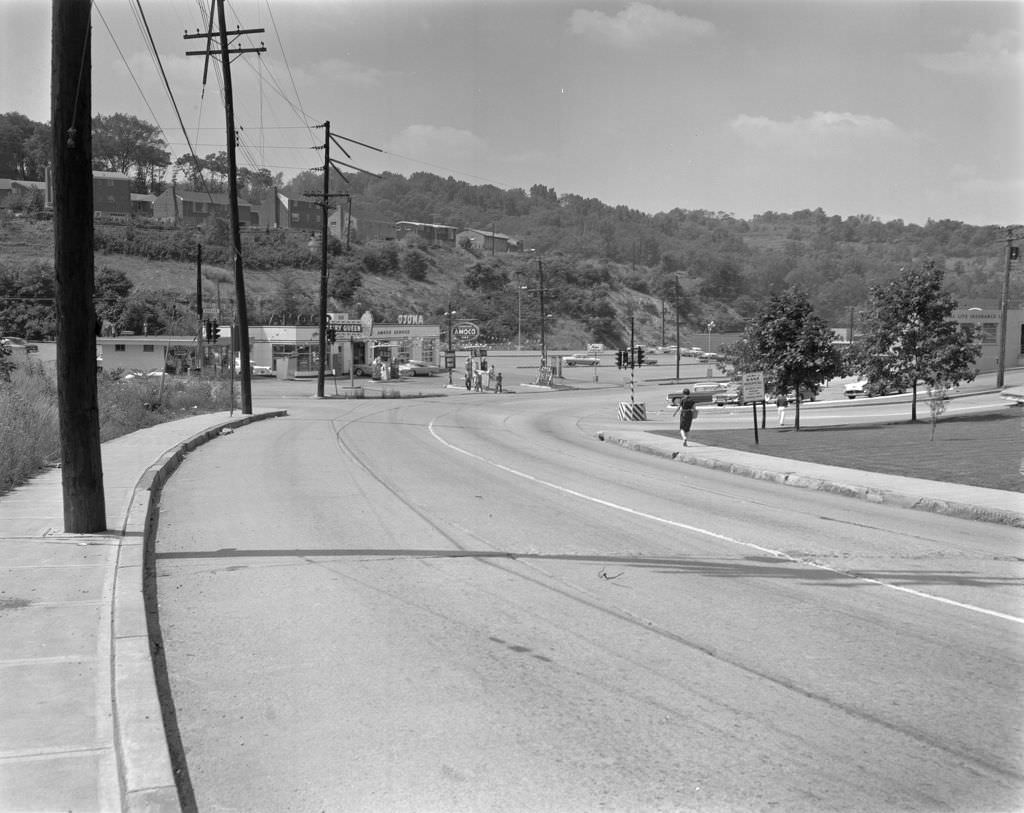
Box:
[111,410,287,811]
[597,431,1024,529]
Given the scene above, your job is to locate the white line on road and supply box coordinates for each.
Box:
[428,419,1024,626]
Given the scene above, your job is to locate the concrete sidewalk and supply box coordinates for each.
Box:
[0,409,285,813]
[0,401,1020,813]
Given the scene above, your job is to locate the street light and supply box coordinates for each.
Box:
[517,283,528,351]
[706,320,715,354]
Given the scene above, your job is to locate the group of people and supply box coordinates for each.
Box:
[464,359,502,393]
[672,389,793,450]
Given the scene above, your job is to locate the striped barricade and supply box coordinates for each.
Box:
[616,401,647,421]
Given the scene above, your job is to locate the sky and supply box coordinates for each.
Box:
[2,0,1021,227]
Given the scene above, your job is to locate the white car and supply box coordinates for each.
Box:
[399,359,440,376]
[563,353,600,367]
[844,380,867,398]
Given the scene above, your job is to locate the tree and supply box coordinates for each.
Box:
[724,287,843,429]
[91,113,170,191]
[854,261,980,422]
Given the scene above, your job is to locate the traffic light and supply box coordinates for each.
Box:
[212,321,220,342]
[327,326,337,343]
[204,320,212,342]
[635,346,645,366]
[615,349,624,368]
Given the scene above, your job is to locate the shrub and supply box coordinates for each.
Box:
[0,362,235,495]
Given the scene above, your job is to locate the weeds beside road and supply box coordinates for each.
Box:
[0,360,235,495]
[667,409,1024,493]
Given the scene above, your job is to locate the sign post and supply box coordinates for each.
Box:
[741,372,766,445]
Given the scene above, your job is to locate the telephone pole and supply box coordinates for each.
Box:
[185,0,265,413]
[305,124,381,396]
[52,0,106,532]
[995,227,1019,388]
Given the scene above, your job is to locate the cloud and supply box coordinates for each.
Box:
[569,3,714,49]
[918,31,1024,78]
[730,111,903,150]
[384,124,488,171]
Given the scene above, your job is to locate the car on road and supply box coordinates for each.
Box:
[563,353,600,367]
[252,364,274,377]
[2,336,38,353]
[398,359,439,376]
[712,383,743,406]
[844,378,905,398]
[667,380,727,407]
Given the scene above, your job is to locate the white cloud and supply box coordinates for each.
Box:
[918,31,1024,78]
[569,3,714,49]
[384,124,488,171]
[730,111,903,150]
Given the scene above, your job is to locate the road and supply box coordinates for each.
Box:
[153,383,1024,812]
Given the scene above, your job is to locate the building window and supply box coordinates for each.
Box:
[115,344,126,352]
[979,323,998,344]
[143,345,155,352]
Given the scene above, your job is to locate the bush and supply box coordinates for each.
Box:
[0,361,59,492]
[0,362,235,495]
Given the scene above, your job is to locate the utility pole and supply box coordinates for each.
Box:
[53,0,106,532]
[674,276,681,381]
[538,257,546,368]
[996,227,1018,388]
[305,123,385,395]
[185,0,265,414]
[196,242,204,372]
[305,124,382,396]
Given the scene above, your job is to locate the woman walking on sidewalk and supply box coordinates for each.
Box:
[674,389,697,447]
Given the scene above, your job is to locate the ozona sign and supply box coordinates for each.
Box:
[452,322,480,342]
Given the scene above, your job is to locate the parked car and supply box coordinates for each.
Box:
[563,353,600,367]
[667,380,727,407]
[712,383,743,406]
[122,370,166,381]
[2,336,38,353]
[252,364,274,377]
[399,359,439,377]
[844,378,905,398]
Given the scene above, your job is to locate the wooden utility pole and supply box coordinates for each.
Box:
[995,227,1017,388]
[185,0,265,413]
[52,0,106,532]
[304,124,381,396]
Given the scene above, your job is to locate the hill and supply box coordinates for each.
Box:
[1,169,1019,349]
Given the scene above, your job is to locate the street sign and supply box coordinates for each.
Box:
[451,322,480,342]
[444,351,456,370]
[742,372,765,403]
[336,321,363,334]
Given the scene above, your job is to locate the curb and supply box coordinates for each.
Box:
[111,410,286,811]
[597,431,1024,529]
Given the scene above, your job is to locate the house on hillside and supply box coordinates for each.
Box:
[456,227,520,253]
[255,189,321,231]
[92,171,132,217]
[327,204,357,244]
[0,178,48,209]
[131,193,155,218]
[395,221,458,245]
[152,186,254,227]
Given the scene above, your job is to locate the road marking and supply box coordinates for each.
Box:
[428,419,1024,626]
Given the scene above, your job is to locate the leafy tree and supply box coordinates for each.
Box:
[0,113,50,179]
[91,113,170,191]
[853,261,980,422]
[723,287,843,429]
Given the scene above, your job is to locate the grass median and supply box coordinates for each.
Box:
[668,408,1024,492]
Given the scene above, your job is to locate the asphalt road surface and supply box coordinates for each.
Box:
[153,387,1024,812]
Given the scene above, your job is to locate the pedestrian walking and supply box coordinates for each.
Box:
[673,389,697,447]
[776,392,789,426]
[494,370,502,393]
